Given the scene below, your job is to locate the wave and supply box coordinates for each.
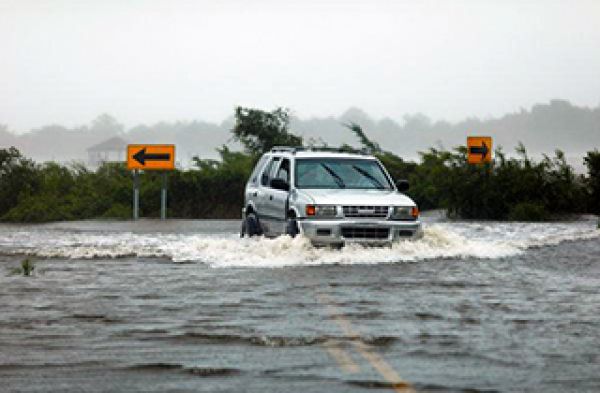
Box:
[125,363,240,376]
[145,332,397,348]
[0,221,598,267]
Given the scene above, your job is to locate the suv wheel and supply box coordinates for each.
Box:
[286,218,299,238]
[242,212,262,237]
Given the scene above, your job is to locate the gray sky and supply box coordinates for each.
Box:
[1,0,600,132]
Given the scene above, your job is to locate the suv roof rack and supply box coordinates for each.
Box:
[270,146,370,155]
[270,146,304,153]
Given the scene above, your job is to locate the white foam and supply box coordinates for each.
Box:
[0,221,598,268]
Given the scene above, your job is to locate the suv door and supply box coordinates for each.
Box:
[245,155,268,211]
[262,158,291,235]
[256,156,281,235]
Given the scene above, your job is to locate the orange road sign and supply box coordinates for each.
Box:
[467,136,492,164]
[127,144,175,170]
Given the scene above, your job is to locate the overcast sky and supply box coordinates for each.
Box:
[1,0,599,132]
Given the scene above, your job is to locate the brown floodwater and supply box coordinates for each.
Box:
[1,217,599,392]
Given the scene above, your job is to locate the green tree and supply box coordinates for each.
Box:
[341,122,417,192]
[232,107,302,155]
[90,113,124,136]
[584,149,600,214]
[343,122,381,153]
[0,147,41,217]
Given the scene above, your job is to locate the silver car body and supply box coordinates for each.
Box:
[243,147,423,245]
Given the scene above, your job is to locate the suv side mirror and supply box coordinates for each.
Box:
[270,178,290,191]
[396,179,409,192]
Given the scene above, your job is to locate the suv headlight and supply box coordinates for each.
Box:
[306,205,337,217]
[391,206,419,220]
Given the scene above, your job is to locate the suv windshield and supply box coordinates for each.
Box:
[295,158,393,189]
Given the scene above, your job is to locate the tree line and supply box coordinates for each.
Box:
[3,99,600,166]
[1,107,599,222]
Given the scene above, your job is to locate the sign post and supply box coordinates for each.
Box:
[133,170,140,220]
[127,144,175,220]
[161,172,167,220]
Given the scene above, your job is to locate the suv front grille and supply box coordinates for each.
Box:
[343,205,389,218]
[341,227,390,239]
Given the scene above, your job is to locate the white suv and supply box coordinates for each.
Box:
[241,147,423,245]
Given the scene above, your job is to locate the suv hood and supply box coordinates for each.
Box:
[298,189,416,206]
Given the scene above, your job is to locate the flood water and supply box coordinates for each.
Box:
[1,215,599,392]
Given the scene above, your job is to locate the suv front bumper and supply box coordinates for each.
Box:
[298,218,423,246]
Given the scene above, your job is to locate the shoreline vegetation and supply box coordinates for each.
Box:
[1,107,599,223]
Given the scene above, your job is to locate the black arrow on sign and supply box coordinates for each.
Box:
[133,148,171,165]
[469,141,489,160]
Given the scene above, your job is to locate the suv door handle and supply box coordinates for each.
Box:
[269,195,273,200]
[252,191,258,197]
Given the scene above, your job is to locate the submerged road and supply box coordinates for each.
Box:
[0,217,599,392]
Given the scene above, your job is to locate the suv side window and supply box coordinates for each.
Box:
[275,158,290,183]
[249,155,268,185]
[261,157,281,186]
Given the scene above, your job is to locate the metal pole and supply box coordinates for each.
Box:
[161,172,167,220]
[133,170,139,220]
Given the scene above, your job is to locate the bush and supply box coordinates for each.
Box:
[407,144,587,221]
[102,203,131,219]
[508,202,549,221]
[0,147,40,217]
[584,150,600,214]
[3,194,74,222]
[1,118,597,223]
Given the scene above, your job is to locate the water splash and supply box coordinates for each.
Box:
[1,221,597,268]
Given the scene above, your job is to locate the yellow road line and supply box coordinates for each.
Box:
[351,340,414,392]
[317,293,416,393]
[322,340,361,373]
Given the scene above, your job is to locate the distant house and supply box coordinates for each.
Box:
[87,136,128,167]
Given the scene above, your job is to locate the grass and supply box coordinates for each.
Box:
[9,258,35,276]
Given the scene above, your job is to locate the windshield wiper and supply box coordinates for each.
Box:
[351,165,385,189]
[320,163,345,188]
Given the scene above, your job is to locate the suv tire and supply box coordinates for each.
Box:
[286,218,299,238]
[242,212,262,237]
